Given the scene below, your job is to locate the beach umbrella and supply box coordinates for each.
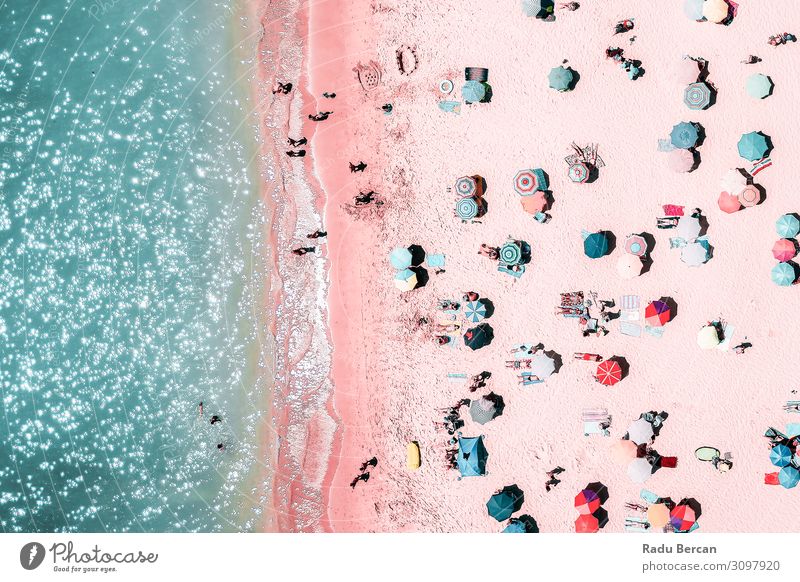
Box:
[779,465,800,489]
[645,300,671,327]
[670,504,697,532]
[595,359,623,386]
[456,196,479,220]
[702,0,729,23]
[469,397,498,425]
[771,262,797,286]
[389,247,413,270]
[773,239,797,262]
[681,242,709,267]
[583,232,609,259]
[737,132,769,161]
[464,323,494,350]
[487,485,524,521]
[684,82,712,110]
[676,215,702,240]
[462,80,486,104]
[616,254,642,279]
[611,439,638,464]
[625,234,647,257]
[574,489,601,515]
[738,185,760,207]
[670,122,699,149]
[394,268,417,291]
[627,458,654,483]
[456,436,488,477]
[676,58,701,85]
[568,162,590,183]
[464,300,488,323]
[770,444,794,468]
[455,176,477,197]
[717,192,742,214]
[720,169,748,195]
[776,214,800,238]
[521,192,548,215]
[514,168,546,195]
[548,66,574,92]
[668,148,695,173]
[522,0,554,18]
[746,74,773,99]
[648,504,671,528]
[500,241,523,265]
[575,514,599,533]
[502,521,527,533]
[530,353,556,379]
[697,324,721,349]
[627,418,655,445]
[683,0,704,20]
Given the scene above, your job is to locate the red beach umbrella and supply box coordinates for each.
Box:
[574,489,601,515]
[575,513,600,533]
[595,359,623,386]
[773,239,798,262]
[644,300,671,327]
[717,192,742,214]
[669,504,697,532]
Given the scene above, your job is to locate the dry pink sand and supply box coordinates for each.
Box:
[275,0,800,532]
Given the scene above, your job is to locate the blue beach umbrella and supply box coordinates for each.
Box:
[389,247,413,270]
[738,132,769,161]
[779,465,800,489]
[670,122,699,149]
[583,232,609,259]
[502,521,527,533]
[456,197,479,220]
[770,444,793,468]
[464,300,487,323]
[548,66,575,92]
[776,214,800,238]
[772,262,798,286]
[486,485,524,522]
[456,435,488,477]
[462,80,486,103]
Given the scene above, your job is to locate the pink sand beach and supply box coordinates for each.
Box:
[260,0,800,532]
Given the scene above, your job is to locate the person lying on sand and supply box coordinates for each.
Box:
[558,2,579,10]
[287,137,307,147]
[307,230,326,239]
[272,82,293,94]
[354,191,378,206]
[323,92,336,98]
[436,323,460,333]
[506,360,532,369]
[439,300,460,311]
[435,335,451,345]
[349,161,367,172]
[518,374,541,384]
[286,150,305,157]
[308,111,333,121]
[462,291,479,302]
[478,243,500,260]
[292,247,316,256]
[742,55,761,64]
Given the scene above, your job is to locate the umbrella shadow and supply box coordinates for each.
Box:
[689,149,701,172]
[474,175,488,196]
[705,85,718,108]
[408,244,426,266]
[482,84,493,104]
[479,298,495,319]
[567,68,580,91]
[519,240,532,264]
[696,212,710,237]
[477,197,489,218]
[658,296,678,322]
[411,266,429,288]
[697,59,710,82]
[679,498,702,519]
[640,232,656,274]
[762,133,774,158]
[544,349,563,374]
[766,76,775,97]
[586,481,610,504]
[754,183,767,205]
[602,230,617,254]
[694,123,707,147]
[586,164,600,184]
[610,356,630,380]
[516,514,539,533]
[593,507,609,529]
[502,484,525,512]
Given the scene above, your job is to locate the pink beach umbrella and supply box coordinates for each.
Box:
[521,192,548,215]
[610,439,638,464]
[737,185,760,207]
[676,58,700,85]
[773,239,798,262]
[703,0,729,23]
[625,234,647,257]
[717,192,742,214]
[668,148,694,173]
[616,254,642,279]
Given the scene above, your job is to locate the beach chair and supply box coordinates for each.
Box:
[644,325,664,338]
[519,372,543,386]
[619,295,640,321]
[783,401,800,413]
[583,421,610,437]
[498,264,525,278]
[619,321,642,337]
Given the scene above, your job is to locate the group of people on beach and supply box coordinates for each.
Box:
[197,402,226,451]
[350,457,378,489]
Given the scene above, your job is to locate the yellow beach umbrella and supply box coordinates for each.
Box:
[697,324,721,349]
[394,268,417,292]
[703,0,729,23]
[406,441,421,470]
[647,503,671,528]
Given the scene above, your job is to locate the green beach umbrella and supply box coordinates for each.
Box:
[462,80,486,103]
[746,74,773,99]
[500,241,523,265]
[548,66,574,92]
[771,262,797,286]
[389,247,413,270]
[486,485,524,522]
[776,214,800,238]
[684,82,712,110]
[670,122,699,149]
[738,131,769,161]
[455,197,479,220]
[583,231,609,259]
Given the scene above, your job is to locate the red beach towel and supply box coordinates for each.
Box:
[660,456,678,468]
[662,204,684,216]
[764,472,780,485]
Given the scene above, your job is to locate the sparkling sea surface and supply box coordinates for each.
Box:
[0,0,270,532]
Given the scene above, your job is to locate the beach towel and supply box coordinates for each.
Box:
[750,157,772,176]
[619,321,642,337]
[447,372,467,383]
[427,253,446,268]
[765,472,780,485]
[659,456,678,468]
[620,295,640,321]
[644,325,665,338]
[437,101,461,114]
[785,423,800,437]
[663,204,684,216]
[640,489,660,504]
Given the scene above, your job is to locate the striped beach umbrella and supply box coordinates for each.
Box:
[770,444,793,468]
[455,176,477,197]
[500,241,523,265]
[548,66,574,92]
[469,396,498,425]
[645,300,671,327]
[521,192,548,215]
[530,353,555,379]
[738,131,769,161]
[389,247,413,270]
[627,418,654,445]
[703,0,729,23]
[773,239,797,262]
[583,231,609,259]
[718,192,741,214]
[737,185,760,207]
[746,74,773,99]
[628,458,654,483]
[779,465,800,489]
[670,122,699,149]
[670,504,697,532]
[625,234,647,256]
[456,196,479,220]
[668,148,694,173]
[681,242,708,267]
[574,489,601,515]
[575,513,599,533]
[568,162,590,183]
[595,359,623,386]
[697,324,721,349]
[776,214,800,238]
[616,254,642,279]
[462,80,486,104]
[772,262,797,286]
[464,300,487,323]
[684,82,712,110]
[394,268,417,291]
[514,168,547,195]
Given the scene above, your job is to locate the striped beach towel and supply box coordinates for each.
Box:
[750,157,772,176]
[620,295,640,321]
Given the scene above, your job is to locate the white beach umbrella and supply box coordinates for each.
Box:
[530,353,556,379]
[627,418,654,445]
[720,169,748,196]
[681,242,709,267]
[676,215,702,240]
[628,458,654,483]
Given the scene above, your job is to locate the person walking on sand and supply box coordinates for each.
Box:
[358,457,378,472]
[308,111,332,121]
[288,137,307,147]
[323,92,336,98]
[272,82,293,94]
[292,247,316,256]
[354,191,377,206]
[286,150,306,157]
[349,161,367,173]
[307,230,327,239]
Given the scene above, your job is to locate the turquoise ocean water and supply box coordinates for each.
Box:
[0,0,269,532]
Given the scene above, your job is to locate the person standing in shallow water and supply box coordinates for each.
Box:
[292,247,316,256]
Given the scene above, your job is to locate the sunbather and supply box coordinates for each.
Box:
[435,323,460,333]
[478,243,500,260]
[506,359,532,369]
[434,335,451,345]
[518,374,541,384]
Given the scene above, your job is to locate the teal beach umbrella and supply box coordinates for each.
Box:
[486,485,524,521]
[456,436,488,477]
[770,444,793,467]
[456,197,479,220]
[464,300,488,323]
[670,122,699,149]
[738,131,769,161]
[462,80,486,103]
[583,232,609,259]
[502,521,527,533]
[776,214,800,238]
[500,242,523,265]
[746,74,773,99]
[771,262,797,286]
[548,66,574,92]
[779,465,800,489]
[389,247,413,270]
